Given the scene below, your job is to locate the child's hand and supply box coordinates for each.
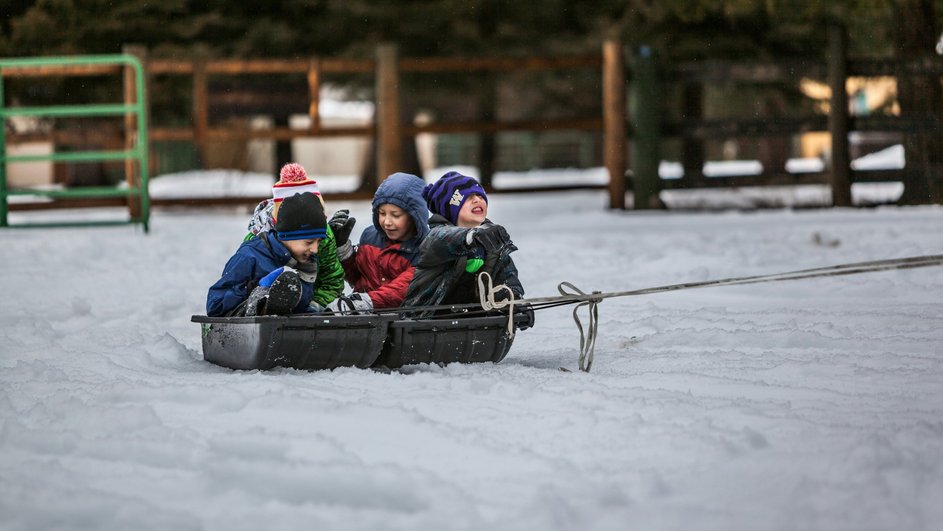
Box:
[259,266,296,288]
[329,209,357,246]
[471,224,512,253]
[325,292,373,313]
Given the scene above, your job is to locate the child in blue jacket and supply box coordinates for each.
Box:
[207,192,327,317]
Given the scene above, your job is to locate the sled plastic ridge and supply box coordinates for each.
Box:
[191,311,528,371]
[191,314,394,370]
[378,313,529,369]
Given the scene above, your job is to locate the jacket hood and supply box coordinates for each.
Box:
[372,172,430,241]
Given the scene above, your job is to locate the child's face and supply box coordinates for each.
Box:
[456,194,487,228]
[377,203,415,242]
[282,238,321,263]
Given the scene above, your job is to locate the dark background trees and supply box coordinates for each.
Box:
[5,1,929,62]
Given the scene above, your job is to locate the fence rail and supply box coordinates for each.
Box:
[3,30,942,218]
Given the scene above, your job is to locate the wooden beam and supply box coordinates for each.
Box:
[399,55,601,73]
[375,43,402,189]
[603,40,627,210]
[828,24,852,207]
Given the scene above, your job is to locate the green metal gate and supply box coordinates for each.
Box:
[0,54,150,232]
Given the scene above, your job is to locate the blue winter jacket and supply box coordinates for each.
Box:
[206,231,315,316]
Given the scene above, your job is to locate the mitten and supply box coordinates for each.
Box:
[326,292,373,314]
[259,265,297,288]
[329,209,356,246]
[346,292,373,311]
[259,266,283,288]
[470,224,512,254]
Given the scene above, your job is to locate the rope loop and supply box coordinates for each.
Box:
[557,282,602,372]
[477,272,518,338]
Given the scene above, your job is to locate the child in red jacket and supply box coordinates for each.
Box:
[326,172,429,312]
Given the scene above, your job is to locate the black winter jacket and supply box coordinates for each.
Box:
[403,215,524,316]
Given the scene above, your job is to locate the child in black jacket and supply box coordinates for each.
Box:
[403,171,533,328]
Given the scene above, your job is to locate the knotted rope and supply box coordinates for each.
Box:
[477,272,518,338]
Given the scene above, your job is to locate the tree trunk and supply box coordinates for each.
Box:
[894,0,943,204]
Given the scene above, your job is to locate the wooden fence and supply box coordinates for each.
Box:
[626,25,943,207]
[4,27,942,212]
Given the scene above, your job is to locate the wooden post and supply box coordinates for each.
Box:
[629,45,662,209]
[827,23,852,207]
[681,82,704,182]
[307,58,321,133]
[0,68,7,228]
[375,43,402,190]
[478,74,496,190]
[123,44,147,220]
[602,39,627,209]
[193,58,209,169]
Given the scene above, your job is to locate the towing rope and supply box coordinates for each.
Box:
[472,254,943,372]
[358,254,943,372]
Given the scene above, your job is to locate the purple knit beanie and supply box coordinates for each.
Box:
[422,171,488,225]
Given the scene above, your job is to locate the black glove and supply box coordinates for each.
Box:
[329,209,356,246]
[472,224,512,254]
[516,303,535,331]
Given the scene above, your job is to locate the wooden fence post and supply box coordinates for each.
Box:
[123,44,147,220]
[307,58,322,134]
[603,39,627,209]
[629,45,662,209]
[827,23,852,207]
[192,58,209,169]
[681,82,704,183]
[376,43,402,190]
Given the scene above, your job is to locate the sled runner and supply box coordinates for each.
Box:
[191,312,531,371]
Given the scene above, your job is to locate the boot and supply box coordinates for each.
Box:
[264,269,303,315]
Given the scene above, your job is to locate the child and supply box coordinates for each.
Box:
[245,162,345,311]
[403,171,533,328]
[325,172,430,312]
[207,192,327,317]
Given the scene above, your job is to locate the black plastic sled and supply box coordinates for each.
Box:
[191,312,530,371]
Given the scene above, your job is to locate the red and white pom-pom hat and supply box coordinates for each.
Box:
[272,163,321,218]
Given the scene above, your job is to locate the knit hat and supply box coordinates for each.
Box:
[422,171,487,225]
[272,163,320,220]
[275,192,327,241]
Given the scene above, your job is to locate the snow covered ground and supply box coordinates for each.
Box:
[2,180,942,530]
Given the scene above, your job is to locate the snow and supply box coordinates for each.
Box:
[2,173,943,530]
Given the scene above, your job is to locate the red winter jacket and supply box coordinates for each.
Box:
[340,172,430,308]
[342,238,418,308]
